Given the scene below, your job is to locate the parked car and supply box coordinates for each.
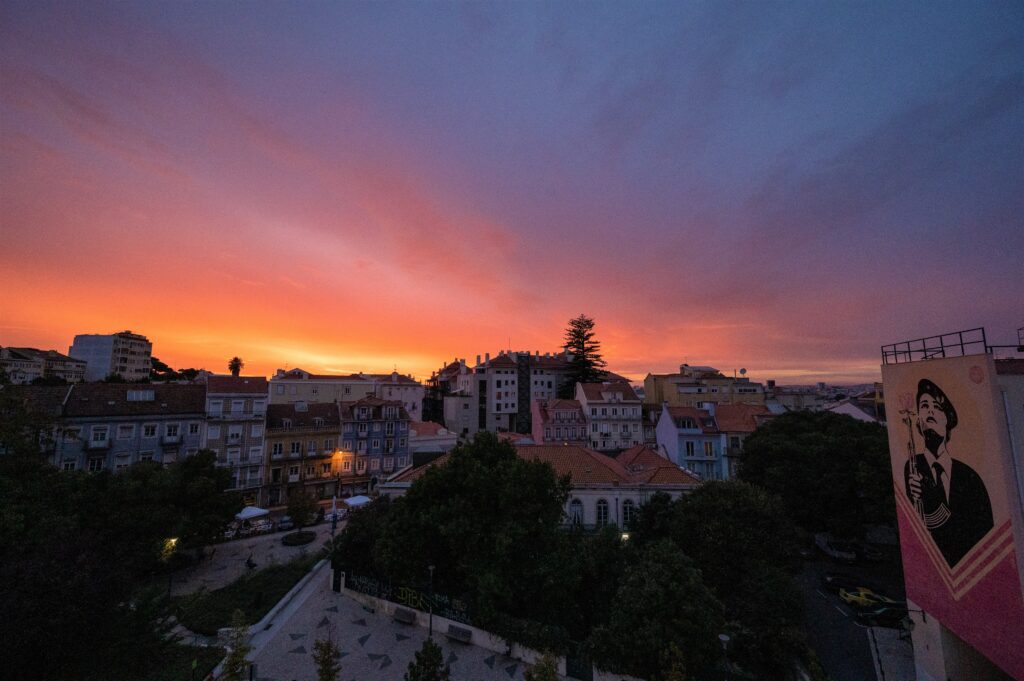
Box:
[277,516,295,531]
[815,533,857,564]
[839,587,905,609]
[856,605,909,628]
[324,509,347,523]
[251,519,274,534]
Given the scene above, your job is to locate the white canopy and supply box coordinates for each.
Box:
[345,495,372,508]
[235,506,270,521]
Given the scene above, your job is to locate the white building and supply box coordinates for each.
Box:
[69,331,152,382]
[0,347,86,384]
[407,421,458,454]
[269,368,425,419]
[576,381,643,451]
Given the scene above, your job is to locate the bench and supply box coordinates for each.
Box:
[393,607,416,625]
[446,624,472,644]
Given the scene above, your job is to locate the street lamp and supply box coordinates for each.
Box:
[718,634,731,681]
[427,565,435,639]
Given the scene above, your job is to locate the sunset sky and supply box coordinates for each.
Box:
[2,2,1021,385]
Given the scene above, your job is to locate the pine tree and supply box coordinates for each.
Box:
[404,638,450,681]
[558,314,608,398]
[221,609,252,681]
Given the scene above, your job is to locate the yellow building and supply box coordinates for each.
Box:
[644,364,766,407]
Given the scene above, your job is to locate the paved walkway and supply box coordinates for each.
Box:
[249,567,560,681]
[172,523,342,597]
[870,627,916,681]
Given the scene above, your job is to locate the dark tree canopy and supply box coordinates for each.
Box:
[558,314,608,397]
[287,488,320,528]
[228,356,244,377]
[404,639,450,681]
[737,411,893,538]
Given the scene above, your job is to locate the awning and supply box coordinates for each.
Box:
[344,495,372,508]
[235,506,270,521]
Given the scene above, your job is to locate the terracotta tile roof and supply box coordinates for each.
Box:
[485,354,518,369]
[0,384,73,417]
[579,381,640,402]
[387,443,699,489]
[714,403,772,433]
[409,421,446,437]
[536,399,584,426]
[615,445,700,485]
[207,375,269,394]
[266,402,340,429]
[63,383,206,417]
[547,399,582,411]
[364,372,422,386]
[338,396,410,420]
[665,406,717,433]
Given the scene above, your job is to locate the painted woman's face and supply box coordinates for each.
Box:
[917,393,948,440]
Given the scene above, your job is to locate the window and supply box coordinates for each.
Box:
[357,423,368,434]
[612,408,618,416]
[324,438,334,451]
[313,417,324,428]
[306,464,315,476]
[385,439,394,453]
[569,499,583,526]
[685,442,695,457]
[371,439,380,449]
[209,400,223,415]
[271,467,282,482]
[227,447,240,462]
[289,465,299,476]
[384,457,394,471]
[249,446,262,461]
[622,500,636,526]
[591,408,596,416]
[357,459,366,473]
[282,418,292,429]
[591,423,598,432]
[272,443,283,456]
[231,400,244,415]
[91,426,108,442]
[399,437,406,448]
[358,407,368,419]
[545,428,551,439]
[206,425,220,439]
[370,458,380,471]
[704,441,713,456]
[254,400,266,415]
[117,424,134,439]
[62,460,77,471]
[88,457,104,472]
[127,389,155,401]
[397,456,407,467]
[343,460,351,472]
[251,424,264,438]
[321,462,330,474]
[228,425,242,441]
[385,422,395,435]
[63,428,81,442]
[165,424,180,437]
[357,441,366,453]
[140,451,154,462]
[596,499,609,527]
[189,423,200,435]
[343,440,353,451]
[290,441,301,454]
[730,436,741,449]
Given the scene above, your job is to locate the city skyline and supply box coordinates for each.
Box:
[2,2,1021,384]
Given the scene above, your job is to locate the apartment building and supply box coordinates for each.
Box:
[339,396,411,486]
[263,402,342,507]
[644,363,766,408]
[0,347,86,384]
[54,383,204,471]
[269,368,424,419]
[531,398,588,445]
[203,376,268,502]
[69,331,153,382]
[576,381,643,451]
[655,402,772,480]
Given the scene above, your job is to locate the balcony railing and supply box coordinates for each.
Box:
[161,434,181,445]
[86,439,110,450]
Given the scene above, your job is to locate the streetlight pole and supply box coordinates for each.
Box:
[428,565,435,639]
[719,633,731,681]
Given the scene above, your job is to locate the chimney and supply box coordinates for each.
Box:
[476,355,481,366]
[485,352,490,363]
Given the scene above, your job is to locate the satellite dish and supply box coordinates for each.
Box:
[740,368,747,376]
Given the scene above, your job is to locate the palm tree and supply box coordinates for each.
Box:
[228,357,244,377]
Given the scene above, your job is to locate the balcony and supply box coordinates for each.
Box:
[161,434,181,445]
[86,439,110,450]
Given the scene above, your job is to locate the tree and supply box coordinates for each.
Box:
[287,488,319,528]
[221,609,252,681]
[405,638,450,681]
[590,540,724,680]
[737,411,893,537]
[524,652,559,681]
[312,626,342,681]
[228,356,244,377]
[558,314,607,398]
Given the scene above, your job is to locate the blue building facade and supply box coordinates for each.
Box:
[340,396,411,485]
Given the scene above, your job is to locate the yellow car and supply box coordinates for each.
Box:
[838,587,904,609]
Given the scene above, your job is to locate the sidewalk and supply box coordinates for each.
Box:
[869,627,916,681]
[171,523,341,597]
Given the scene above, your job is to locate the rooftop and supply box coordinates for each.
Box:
[206,375,269,394]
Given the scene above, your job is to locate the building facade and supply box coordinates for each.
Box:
[576,381,643,451]
[0,347,86,384]
[263,401,343,507]
[339,397,411,486]
[203,376,268,503]
[69,331,153,382]
[644,363,766,408]
[54,383,204,471]
[531,398,588,445]
[268,368,424,419]
[408,421,458,455]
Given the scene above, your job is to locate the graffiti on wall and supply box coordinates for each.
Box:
[345,572,472,625]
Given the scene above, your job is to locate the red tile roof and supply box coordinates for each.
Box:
[665,406,717,433]
[579,381,639,402]
[207,375,269,394]
[615,445,701,485]
[714,403,772,433]
[410,421,447,436]
[485,354,518,369]
[63,383,206,417]
[388,443,698,488]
